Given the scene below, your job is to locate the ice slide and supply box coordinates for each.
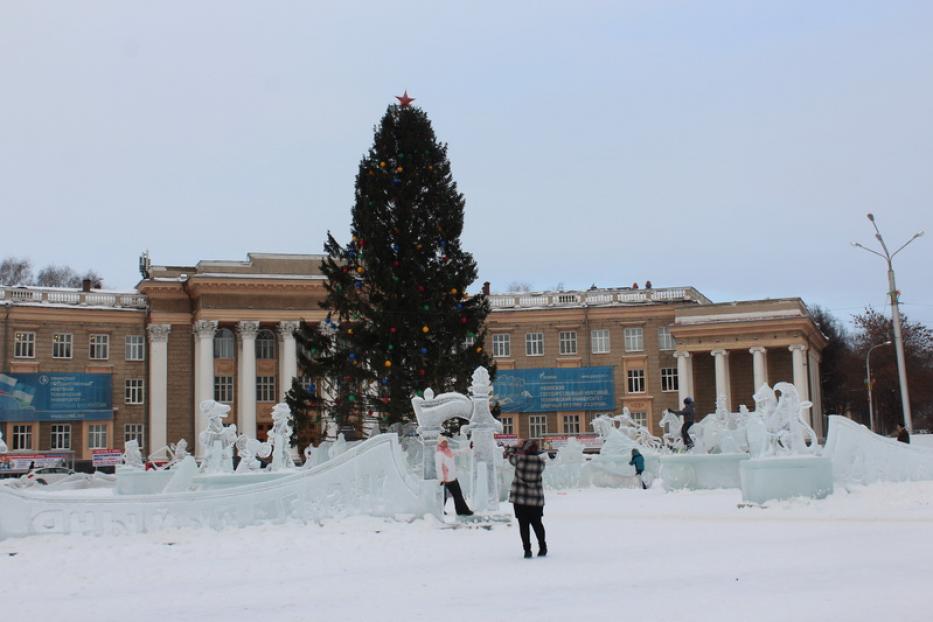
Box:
[823,415,933,485]
[0,433,431,540]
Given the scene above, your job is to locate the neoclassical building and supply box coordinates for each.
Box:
[138,253,329,457]
[2,253,827,470]
[485,288,827,442]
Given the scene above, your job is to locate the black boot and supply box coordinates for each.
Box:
[538,543,547,557]
[523,548,533,559]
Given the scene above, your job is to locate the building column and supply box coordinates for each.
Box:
[749,346,769,390]
[808,348,824,440]
[193,320,217,458]
[711,349,732,411]
[238,321,260,441]
[673,351,693,405]
[278,321,300,401]
[147,324,172,454]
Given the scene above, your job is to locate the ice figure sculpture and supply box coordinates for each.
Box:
[769,382,819,455]
[543,436,587,489]
[588,415,648,487]
[0,428,7,454]
[123,439,145,469]
[613,408,664,450]
[659,409,684,452]
[268,403,296,471]
[198,400,238,474]
[235,435,270,473]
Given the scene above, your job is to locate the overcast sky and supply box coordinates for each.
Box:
[2,1,931,328]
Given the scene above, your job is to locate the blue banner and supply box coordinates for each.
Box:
[493,366,615,413]
[0,373,113,422]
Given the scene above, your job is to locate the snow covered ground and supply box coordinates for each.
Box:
[2,482,931,622]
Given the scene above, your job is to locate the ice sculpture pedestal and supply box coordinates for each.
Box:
[660,453,748,490]
[739,456,834,504]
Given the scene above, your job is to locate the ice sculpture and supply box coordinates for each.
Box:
[268,403,296,471]
[0,433,433,540]
[0,428,7,454]
[823,415,933,484]
[543,436,587,489]
[123,439,145,469]
[768,382,819,455]
[613,408,664,450]
[588,415,652,487]
[659,409,685,452]
[198,400,238,474]
[235,435,271,473]
[412,367,504,512]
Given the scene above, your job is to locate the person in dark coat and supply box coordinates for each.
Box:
[629,448,647,489]
[670,397,696,449]
[505,439,548,558]
[896,423,911,444]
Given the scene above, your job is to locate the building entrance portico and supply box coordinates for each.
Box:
[138,254,330,457]
[671,299,827,438]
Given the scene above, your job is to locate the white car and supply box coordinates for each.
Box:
[21,466,76,485]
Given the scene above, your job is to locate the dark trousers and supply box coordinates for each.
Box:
[443,480,473,515]
[681,421,694,448]
[514,504,545,552]
[636,471,647,489]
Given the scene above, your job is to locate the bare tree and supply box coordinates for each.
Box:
[0,257,34,286]
[36,265,105,288]
[506,281,532,293]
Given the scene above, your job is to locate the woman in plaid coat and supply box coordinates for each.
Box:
[506,439,548,558]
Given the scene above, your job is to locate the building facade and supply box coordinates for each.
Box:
[484,288,827,442]
[2,254,827,471]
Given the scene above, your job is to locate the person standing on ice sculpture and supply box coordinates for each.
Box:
[435,436,474,516]
[505,439,548,559]
[669,396,696,450]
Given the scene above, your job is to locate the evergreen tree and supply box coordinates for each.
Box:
[297,95,494,431]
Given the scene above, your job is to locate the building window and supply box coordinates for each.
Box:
[559,331,577,355]
[51,424,71,450]
[624,327,644,352]
[627,368,645,393]
[658,326,675,351]
[529,415,548,438]
[501,417,513,435]
[125,379,145,404]
[492,334,511,358]
[88,424,108,449]
[89,334,110,360]
[52,333,73,359]
[125,335,145,361]
[256,329,276,360]
[214,328,235,359]
[12,424,32,450]
[13,332,35,358]
[214,376,234,403]
[124,423,145,450]
[630,411,648,427]
[256,376,276,402]
[525,332,544,356]
[563,414,580,434]
[591,329,610,354]
[661,368,679,392]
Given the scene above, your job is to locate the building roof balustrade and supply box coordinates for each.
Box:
[0,285,147,310]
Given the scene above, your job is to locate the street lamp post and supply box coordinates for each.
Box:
[865,340,892,434]
[852,213,924,432]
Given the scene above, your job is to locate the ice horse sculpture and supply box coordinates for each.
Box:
[739,383,832,503]
[411,367,503,512]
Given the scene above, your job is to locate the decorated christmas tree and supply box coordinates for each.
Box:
[291,92,494,432]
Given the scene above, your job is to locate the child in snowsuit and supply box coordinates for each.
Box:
[629,448,647,489]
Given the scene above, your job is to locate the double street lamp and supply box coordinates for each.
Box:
[852,213,924,431]
[865,340,891,434]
